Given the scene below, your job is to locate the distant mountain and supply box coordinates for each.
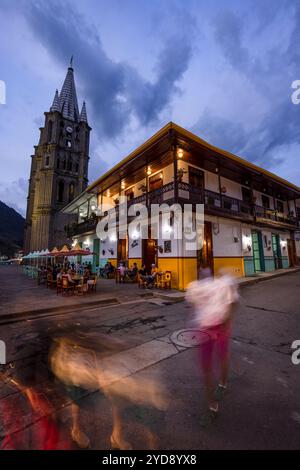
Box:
[0,201,25,257]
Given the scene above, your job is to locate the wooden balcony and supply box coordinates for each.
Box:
[66,217,98,237]
[66,184,299,237]
[254,205,299,228]
[203,189,254,221]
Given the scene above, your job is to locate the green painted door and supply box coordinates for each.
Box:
[272,234,282,269]
[252,231,265,272]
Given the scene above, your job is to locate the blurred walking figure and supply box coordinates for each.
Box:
[50,331,168,449]
[186,268,239,417]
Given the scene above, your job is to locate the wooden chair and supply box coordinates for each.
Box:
[158,271,172,289]
[56,278,62,295]
[61,276,74,295]
[46,273,56,288]
[87,277,97,293]
[75,278,88,295]
[138,273,147,288]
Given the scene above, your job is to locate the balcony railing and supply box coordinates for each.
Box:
[67,184,299,236]
[254,205,299,227]
[66,217,98,237]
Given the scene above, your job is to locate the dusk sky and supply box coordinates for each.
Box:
[1,0,300,216]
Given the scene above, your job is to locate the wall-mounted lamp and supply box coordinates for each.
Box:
[221,186,227,194]
[212,222,220,235]
[139,184,147,193]
[280,239,287,250]
[147,166,152,176]
[131,229,140,240]
[177,148,184,158]
[243,234,252,252]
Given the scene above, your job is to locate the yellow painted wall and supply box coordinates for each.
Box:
[158,257,197,290]
[213,257,244,277]
[108,258,118,268]
[128,258,142,268]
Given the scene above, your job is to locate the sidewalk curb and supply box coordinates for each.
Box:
[238,267,300,287]
[0,290,156,325]
[0,297,120,324]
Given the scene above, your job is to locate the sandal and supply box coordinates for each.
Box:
[215,384,227,401]
[199,403,219,427]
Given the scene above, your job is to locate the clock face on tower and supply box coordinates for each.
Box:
[66,126,73,133]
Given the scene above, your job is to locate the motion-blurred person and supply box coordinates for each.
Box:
[0,370,59,449]
[186,268,239,418]
[50,331,168,449]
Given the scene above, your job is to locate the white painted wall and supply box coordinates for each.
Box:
[220,177,242,200]
[241,225,253,257]
[295,232,300,256]
[99,237,117,260]
[205,171,219,192]
[212,220,242,257]
[128,236,142,258]
[261,230,273,256]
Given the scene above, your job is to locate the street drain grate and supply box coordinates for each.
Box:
[170,329,210,348]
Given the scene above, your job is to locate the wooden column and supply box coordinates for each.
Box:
[170,130,178,202]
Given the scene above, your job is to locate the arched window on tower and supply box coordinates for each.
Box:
[67,157,72,172]
[47,120,53,142]
[69,182,75,202]
[56,158,60,169]
[57,181,64,203]
[63,159,66,170]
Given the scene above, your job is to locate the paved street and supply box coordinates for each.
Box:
[0,267,299,449]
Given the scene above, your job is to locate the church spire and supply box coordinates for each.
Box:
[59,59,79,121]
[50,89,60,112]
[79,101,88,123]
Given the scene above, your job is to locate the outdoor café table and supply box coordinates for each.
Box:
[71,275,82,285]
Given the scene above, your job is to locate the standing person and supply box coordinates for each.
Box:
[118,262,126,283]
[185,269,239,418]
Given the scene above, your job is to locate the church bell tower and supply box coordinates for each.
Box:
[24,59,91,253]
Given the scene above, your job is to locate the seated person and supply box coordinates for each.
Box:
[141,264,158,288]
[104,261,114,278]
[52,266,58,281]
[138,264,147,276]
[62,269,75,285]
[128,263,138,280]
[56,269,64,281]
[83,267,90,279]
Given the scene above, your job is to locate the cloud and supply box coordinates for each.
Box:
[0,178,28,216]
[193,4,300,176]
[125,34,193,126]
[214,10,249,72]
[23,0,195,140]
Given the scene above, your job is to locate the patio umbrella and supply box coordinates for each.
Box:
[69,243,95,256]
[60,245,70,255]
[50,247,60,256]
[59,245,70,267]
